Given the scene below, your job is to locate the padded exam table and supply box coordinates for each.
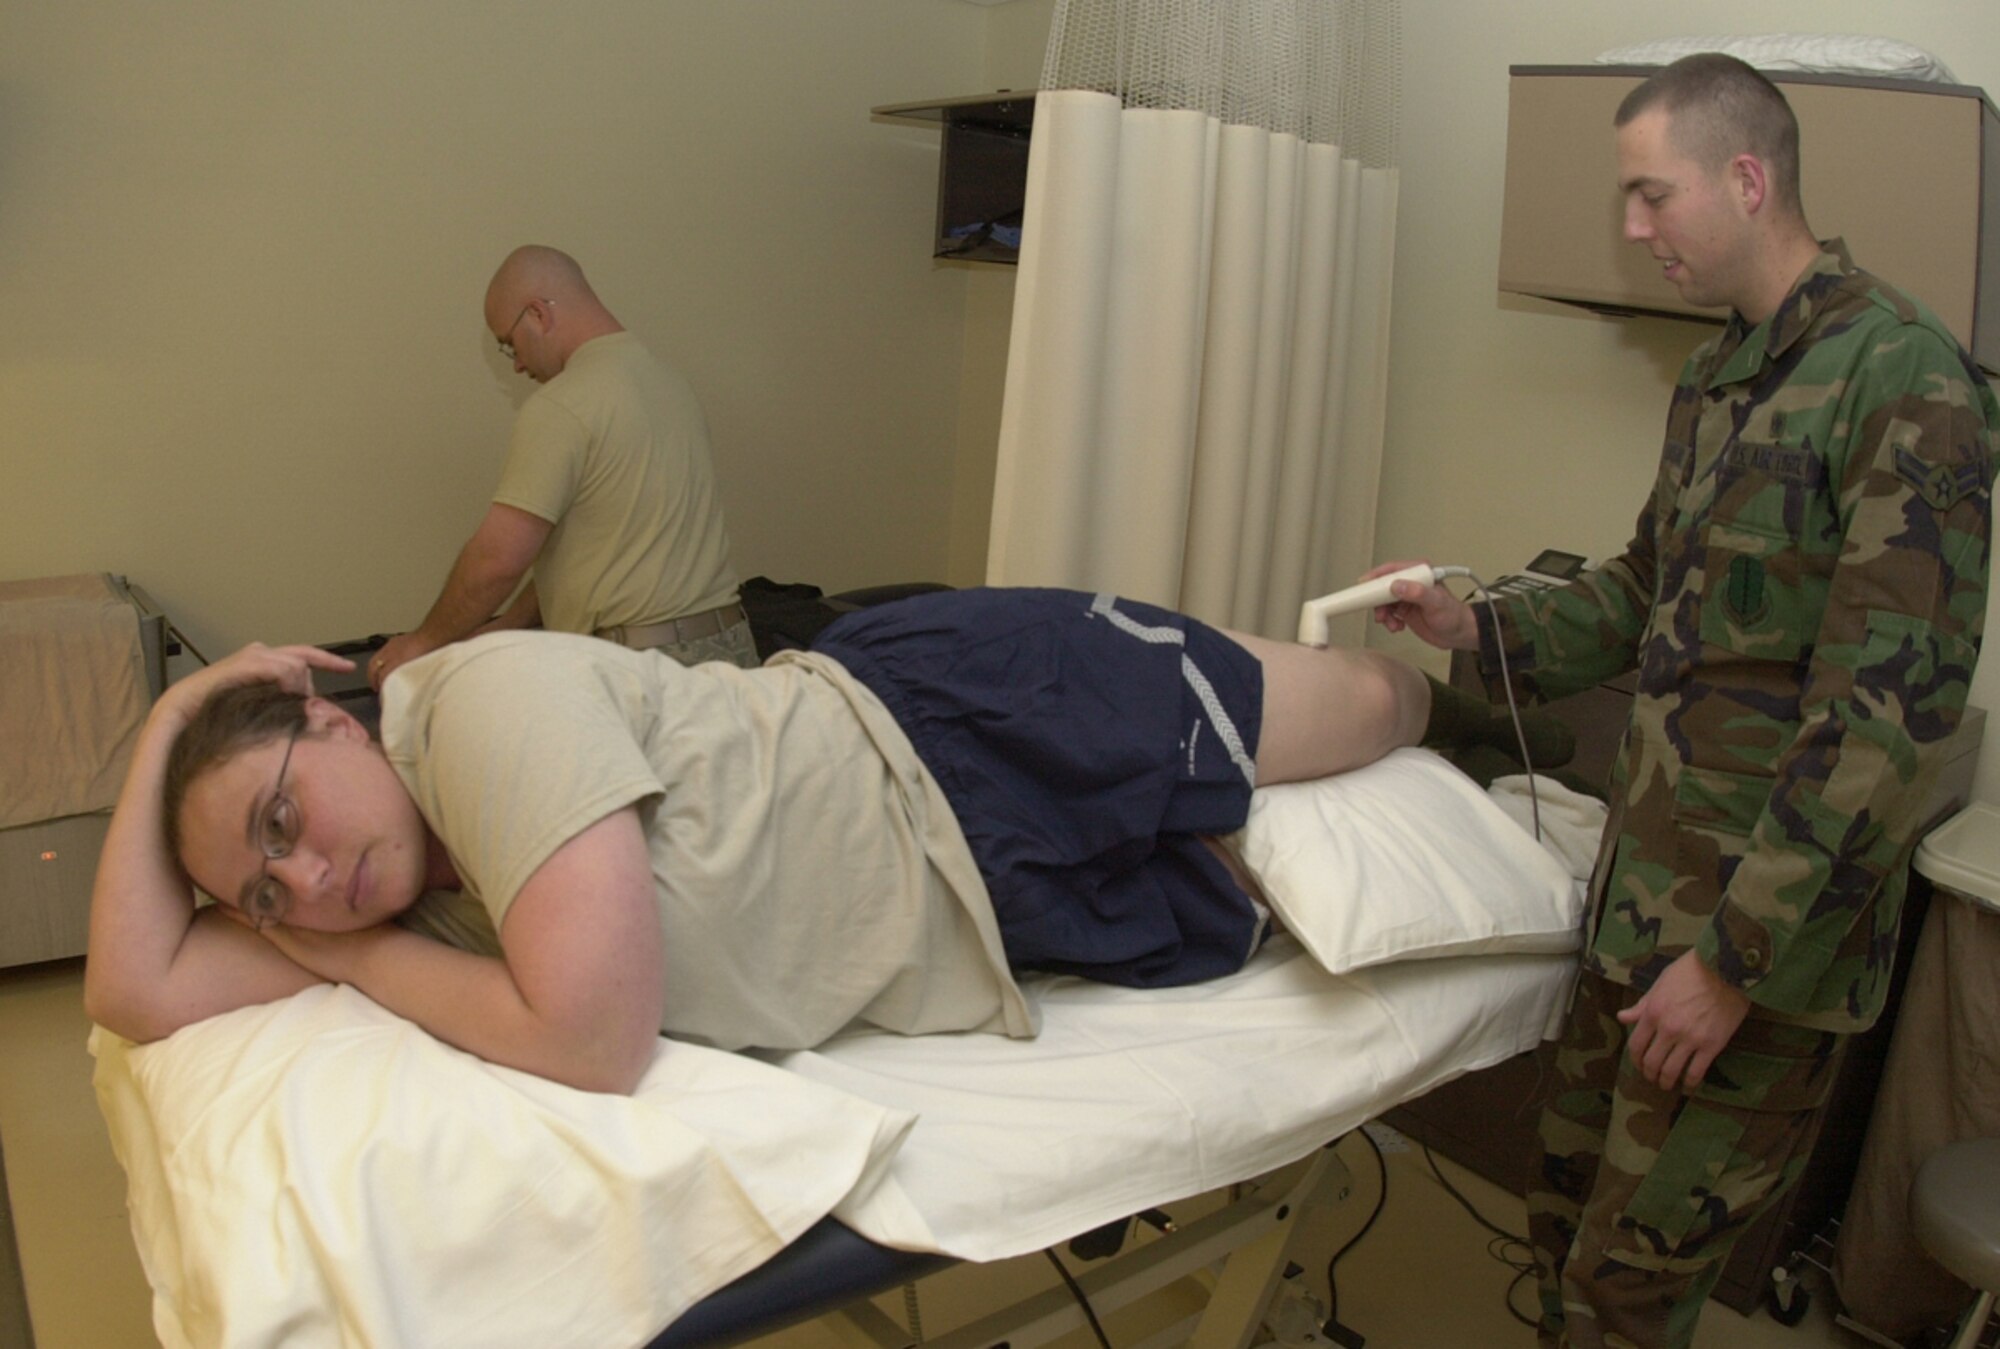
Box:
[91,753,1599,1349]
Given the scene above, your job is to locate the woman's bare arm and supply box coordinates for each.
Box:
[250,806,665,1094]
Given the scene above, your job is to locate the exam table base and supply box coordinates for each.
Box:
[651,1143,1354,1349]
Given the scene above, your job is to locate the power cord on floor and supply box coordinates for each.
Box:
[1322,1128,1389,1347]
[1044,1248,1115,1349]
[1421,1144,1542,1331]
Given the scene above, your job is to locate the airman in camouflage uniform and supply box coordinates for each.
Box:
[1375,54,1995,1348]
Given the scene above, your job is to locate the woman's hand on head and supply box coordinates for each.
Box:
[154,643,356,727]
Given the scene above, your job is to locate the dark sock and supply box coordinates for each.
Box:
[1447,745,1605,799]
[1446,742,1521,790]
[1420,675,1576,768]
[1420,675,1495,749]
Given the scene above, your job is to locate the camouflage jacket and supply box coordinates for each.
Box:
[1477,241,1995,1032]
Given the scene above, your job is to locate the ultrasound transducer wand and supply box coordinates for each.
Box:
[1296,564,1472,646]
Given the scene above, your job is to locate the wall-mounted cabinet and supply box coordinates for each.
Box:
[873,92,1036,264]
[1499,66,2000,372]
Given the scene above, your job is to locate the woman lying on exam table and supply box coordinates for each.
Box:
[85,587,1437,1095]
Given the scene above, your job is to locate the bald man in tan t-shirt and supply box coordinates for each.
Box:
[370,246,754,689]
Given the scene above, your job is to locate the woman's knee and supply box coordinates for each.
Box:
[1370,651,1429,748]
[1251,641,1424,782]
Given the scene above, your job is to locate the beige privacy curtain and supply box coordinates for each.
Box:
[987,0,1402,644]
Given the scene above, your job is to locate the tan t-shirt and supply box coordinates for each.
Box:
[384,631,1034,1051]
[493,333,739,634]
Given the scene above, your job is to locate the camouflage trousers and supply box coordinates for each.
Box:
[1527,971,1845,1349]
[637,616,761,670]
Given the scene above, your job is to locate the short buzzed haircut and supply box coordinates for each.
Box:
[1615,53,1803,217]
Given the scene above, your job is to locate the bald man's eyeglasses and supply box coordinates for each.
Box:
[496,301,545,361]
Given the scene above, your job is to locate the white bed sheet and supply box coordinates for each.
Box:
[90,755,1598,1349]
[806,937,1577,1262]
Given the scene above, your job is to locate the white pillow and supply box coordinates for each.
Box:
[1230,748,1587,974]
[1595,34,1957,84]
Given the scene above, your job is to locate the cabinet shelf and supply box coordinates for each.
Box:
[873,92,1037,264]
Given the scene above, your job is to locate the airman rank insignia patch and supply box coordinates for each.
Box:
[1895,446,1989,510]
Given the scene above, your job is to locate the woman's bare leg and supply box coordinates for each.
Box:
[1222,629,1428,786]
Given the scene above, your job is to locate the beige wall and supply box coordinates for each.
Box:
[0,1,1005,655]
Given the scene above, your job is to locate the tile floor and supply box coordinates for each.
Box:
[0,957,1901,1348]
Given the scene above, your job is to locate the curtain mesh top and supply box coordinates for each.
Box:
[1041,0,1402,166]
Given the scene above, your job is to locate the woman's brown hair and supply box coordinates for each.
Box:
[160,683,310,856]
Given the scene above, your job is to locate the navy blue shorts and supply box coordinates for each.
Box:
[813,588,1266,987]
